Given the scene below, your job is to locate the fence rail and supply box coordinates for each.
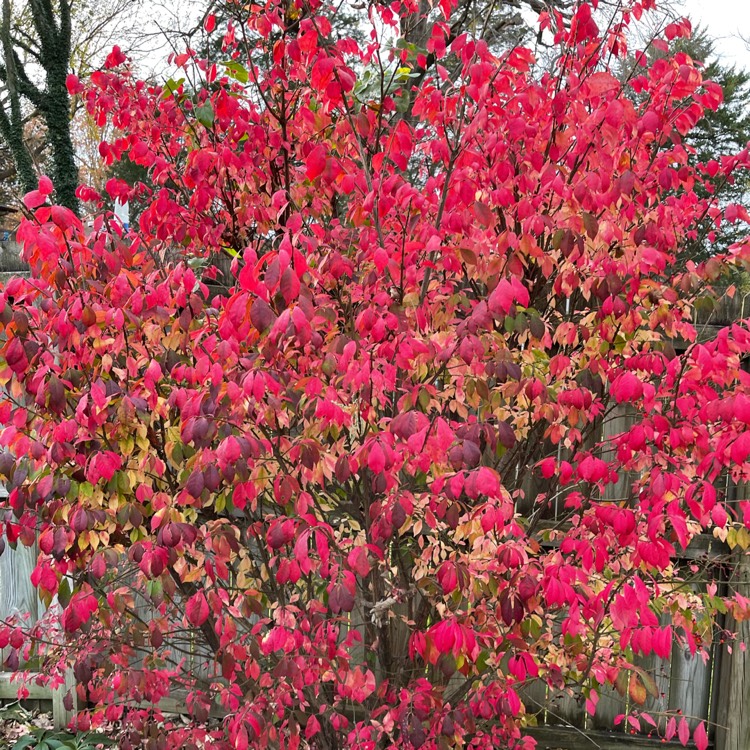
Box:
[0,235,747,743]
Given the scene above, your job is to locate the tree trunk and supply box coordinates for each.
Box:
[45,69,78,214]
[0,0,36,194]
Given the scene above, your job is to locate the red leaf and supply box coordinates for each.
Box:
[104,46,127,68]
[368,442,386,474]
[50,206,76,230]
[731,432,750,465]
[185,469,205,499]
[298,29,318,56]
[305,145,327,180]
[311,57,336,90]
[437,561,458,594]
[488,279,514,315]
[585,71,619,97]
[497,420,516,449]
[539,457,556,478]
[340,666,376,702]
[250,298,276,332]
[677,717,690,746]
[612,372,644,403]
[473,201,495,228]
[145,359,162,384]
[23,190,47,209]
[693,722,708,750]
[5,337,28,374]
[280,267,300,304]
[38,175,53,195]
[511,277,530,308]
[347,546,371,577]
[305,715,321,739]
[66,74,83,94]
[578,455,609,483]
[329,582,355,613]
[390,411,428,439]
[474,467,499,496]
[186,592,209,627]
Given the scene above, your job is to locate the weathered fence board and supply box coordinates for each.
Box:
[527,726,701,749]
[0,539,39,626]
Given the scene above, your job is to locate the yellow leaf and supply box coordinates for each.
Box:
[121,435,135,456]
[728,527,738,549]
[629,673,647,705]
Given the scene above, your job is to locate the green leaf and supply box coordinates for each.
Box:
[475,650,490,672]
[57,577,72,608]
[418,388,430,411]
[22,654,41,671]
[171,442,183,465]
[638,668,659,699]
[614,669,628,696]
[12,736,41,750]
[116,472,130,494]
[82,733,115,746]
[187,256,209,270]
[196,103,214,128]
[222,61,249,84]
[162,78,185,98]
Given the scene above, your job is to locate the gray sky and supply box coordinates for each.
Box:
[683,0,750,70]
[131,0,750,77]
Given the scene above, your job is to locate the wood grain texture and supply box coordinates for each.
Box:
[0,539,40,673]
[526,726,702,749]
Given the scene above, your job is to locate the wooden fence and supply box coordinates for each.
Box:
[2,534,745,742]
[515,388,750,749]
[0,234,747,744]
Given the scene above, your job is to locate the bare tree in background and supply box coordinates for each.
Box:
[0,0,79,211]
[0,0,152,214]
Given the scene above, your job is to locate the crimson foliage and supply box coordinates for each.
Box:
[0,2,749,749]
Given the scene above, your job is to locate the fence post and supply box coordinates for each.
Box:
[715,476,750,750]
[714,550,750,750]
[51,667,77,729]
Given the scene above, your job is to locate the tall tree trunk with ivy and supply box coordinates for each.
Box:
[0,0,78,214]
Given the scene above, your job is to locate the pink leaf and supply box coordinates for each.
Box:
[38,175,54,195]
[368,442,386,474]
[347,546,371,577]
[488,279,514,315]
[731,432,750,465]
[539,457,556,478]
[665,716,676,740]
[23,190,47,209]
[693,721,708,750]
[306,145,327,180]
[280,267,300,304]
[678,717,690,746]
[186,592,209,627]
[305,715,321,739]
[437,561,458,594]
